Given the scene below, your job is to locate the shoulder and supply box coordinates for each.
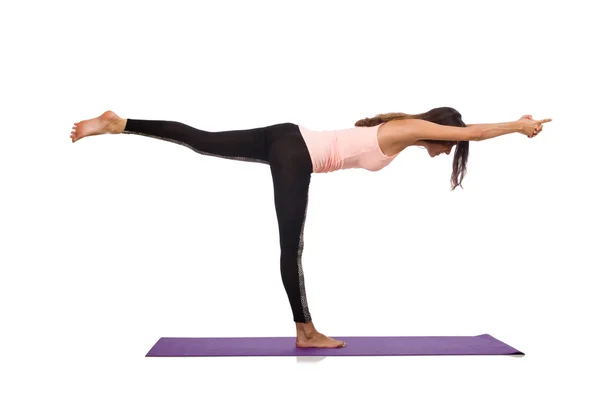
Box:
[383,119,418,145]
[375,121,410,156]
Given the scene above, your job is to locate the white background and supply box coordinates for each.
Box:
[1,0,599,396]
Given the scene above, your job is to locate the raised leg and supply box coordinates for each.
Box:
[122,118,270,164]
[71,110,270,164]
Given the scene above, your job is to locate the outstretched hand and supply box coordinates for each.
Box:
[519,115,553,138]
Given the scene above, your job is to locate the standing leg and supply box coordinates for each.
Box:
[269,150,313,323]
[268,131,345,348]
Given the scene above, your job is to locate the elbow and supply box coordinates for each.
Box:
[467,126,483,141]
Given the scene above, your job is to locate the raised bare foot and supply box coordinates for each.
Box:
[296,331,346,348]
[70,110,125,143]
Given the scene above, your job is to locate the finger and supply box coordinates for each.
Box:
[535,126,543,136]
[540,118,552,123]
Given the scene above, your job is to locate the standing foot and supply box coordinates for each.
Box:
[296,332,346,348]
[295,321,346,348]
[70,110,126,143]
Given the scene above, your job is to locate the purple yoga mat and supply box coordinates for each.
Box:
[146,334,523,357]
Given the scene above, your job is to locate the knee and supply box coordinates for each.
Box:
[280,242,303,259]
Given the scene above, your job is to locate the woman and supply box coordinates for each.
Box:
[70,106,551,348]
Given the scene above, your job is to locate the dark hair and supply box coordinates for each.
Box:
[355,106,469,190]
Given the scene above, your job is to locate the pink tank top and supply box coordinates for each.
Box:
[298,123,399,173]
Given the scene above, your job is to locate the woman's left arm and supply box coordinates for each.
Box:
[468,121,524,140]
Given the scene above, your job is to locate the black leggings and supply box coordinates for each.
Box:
[123,119,314,323]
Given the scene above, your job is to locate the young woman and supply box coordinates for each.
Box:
[70,106,551,348]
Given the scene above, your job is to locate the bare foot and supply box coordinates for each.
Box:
[70,110,124,143]
[296,332,346,348]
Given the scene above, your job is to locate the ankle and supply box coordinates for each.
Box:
[296,321,318,338]
[108,118,127,134]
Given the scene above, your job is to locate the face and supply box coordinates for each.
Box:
[426,141,456,157]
